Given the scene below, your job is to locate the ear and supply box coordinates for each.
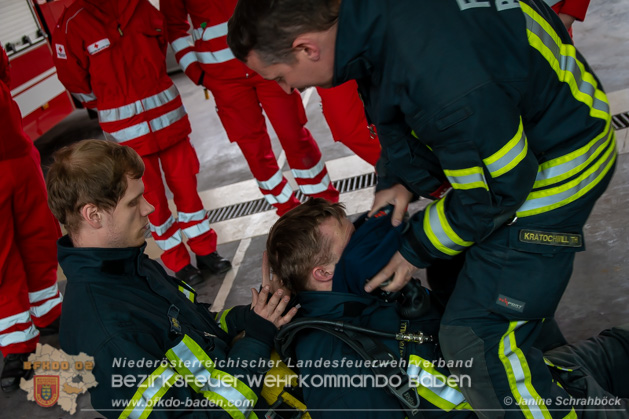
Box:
[79,203,103,229]
[292,34,321,61]
[312,264,334,283]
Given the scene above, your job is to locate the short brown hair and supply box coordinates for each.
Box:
[228,0,340,64]
[46,140,144,236]
[266,198,346,293]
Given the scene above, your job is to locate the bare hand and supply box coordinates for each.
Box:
[261,251,290,296]
[250,286,297,328]
[558,13,576,31]
[368,184,413,227]
[364,251,418,293]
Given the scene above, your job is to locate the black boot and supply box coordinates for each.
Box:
[39,317,60,336]
[196,252,232,275]
[1,352,35,392]
[175,264,203,286]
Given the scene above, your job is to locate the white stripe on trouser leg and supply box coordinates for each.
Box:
[0,324,39,347]
[155,230,183,251]
[178,209,206,223]
[256,169,284,191]
[29,284,60,304]
[298,174,331,195]
[263,182,293,205]
[150,215,176,237]
[0,311,31,333]
[182,219,211,239]
[30,295,63,319]
[290,158,325,179]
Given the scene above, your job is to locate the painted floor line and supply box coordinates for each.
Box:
[211,237,252,312]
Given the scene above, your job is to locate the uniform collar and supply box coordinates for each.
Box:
[83,0,140,29]
[58,235,148,282]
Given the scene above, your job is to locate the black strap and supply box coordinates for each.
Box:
[276,318,423,419]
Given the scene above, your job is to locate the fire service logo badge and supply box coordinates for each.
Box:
[34,375,60,408]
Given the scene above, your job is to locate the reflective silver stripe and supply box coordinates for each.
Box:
[178,286,194,302]
[263,182,293,205]
[291,158,325,179]
[0,324,39,347]
[0,311,30,333]
[171,36,194,54]
[202,379,253,417]
[169,338,213,391]
[191,28,203,41]
[407,361,467,407]
[484,130,528,178]
[30,295,63,319]
[99,85,180,123]
[154,230,183,251]
[71,91,97,103]
[178,51,198,72]
[150,215,176,237]
[534,126,611,185]
[424,200,473,256]
[298,174,331,195]
[443,167,488,190]
[501,321,547,419]
[197,49,235,64]
[518,136,616,215]
[523,9,609,115]
[178,209,206,223]
[181,219,211,239]
[29,284,59,304]
[201,22,228,41]
[542,0,561,6]
[149,106,187,132]
[123,366,178,419]
[257,169,284,191]
[105,122,150,143]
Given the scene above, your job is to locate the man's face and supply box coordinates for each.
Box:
[246,49,334,94]
[312,216,355,291]
[100,177,154,248]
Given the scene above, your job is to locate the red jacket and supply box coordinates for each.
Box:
[0,46,32,161]
[160,0,253,84]
[551,0,591,21]
[53,0,190,156]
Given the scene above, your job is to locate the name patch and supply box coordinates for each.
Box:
[519,229,582,247]
[496,294,525,313]
[87,38,111,55]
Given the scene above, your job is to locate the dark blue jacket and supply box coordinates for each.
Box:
[58,236,275,418]
[334,0,616,269]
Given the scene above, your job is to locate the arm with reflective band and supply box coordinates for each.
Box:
[159,0,203,84]
[401,87,538,267]
[119,364,181,419]
[52,14,97,108]
[407,355,473,412]
[166,335,258,418]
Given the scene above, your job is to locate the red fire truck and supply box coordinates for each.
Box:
[1,0,75,141]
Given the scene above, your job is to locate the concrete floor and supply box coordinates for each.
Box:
[2,0,628,416]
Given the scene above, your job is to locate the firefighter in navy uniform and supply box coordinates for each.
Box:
[227,0,618,416]
[46,140,296,418]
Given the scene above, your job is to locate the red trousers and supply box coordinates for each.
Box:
[317,81,381,166]
[142,140,217,273]
[0,151,61,356]
[205,73,339,215]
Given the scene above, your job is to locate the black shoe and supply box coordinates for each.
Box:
[196,252,232,275]
[175,264,203,286]
[39,317,60,336]
[1,352,35,392]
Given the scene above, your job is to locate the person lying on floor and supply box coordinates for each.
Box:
[265,198,629,419]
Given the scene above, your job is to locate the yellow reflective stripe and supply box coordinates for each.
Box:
[443,166,488,190]
[543,357,574,372]
[166,335,215,392]
[563,408,577,419]
[178,286,195,302]
[499,321,552,419]
[411,130,433,151]
[119,364,180,419]
[424,200,474,257]
[202,392,251,419]
[517,133,616,217]
[521,3,611,121]
[533,123,612,189]
[483,119,528,178]
[407,355,473,411]
[215,308,233,333]
[207,368,257,417]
